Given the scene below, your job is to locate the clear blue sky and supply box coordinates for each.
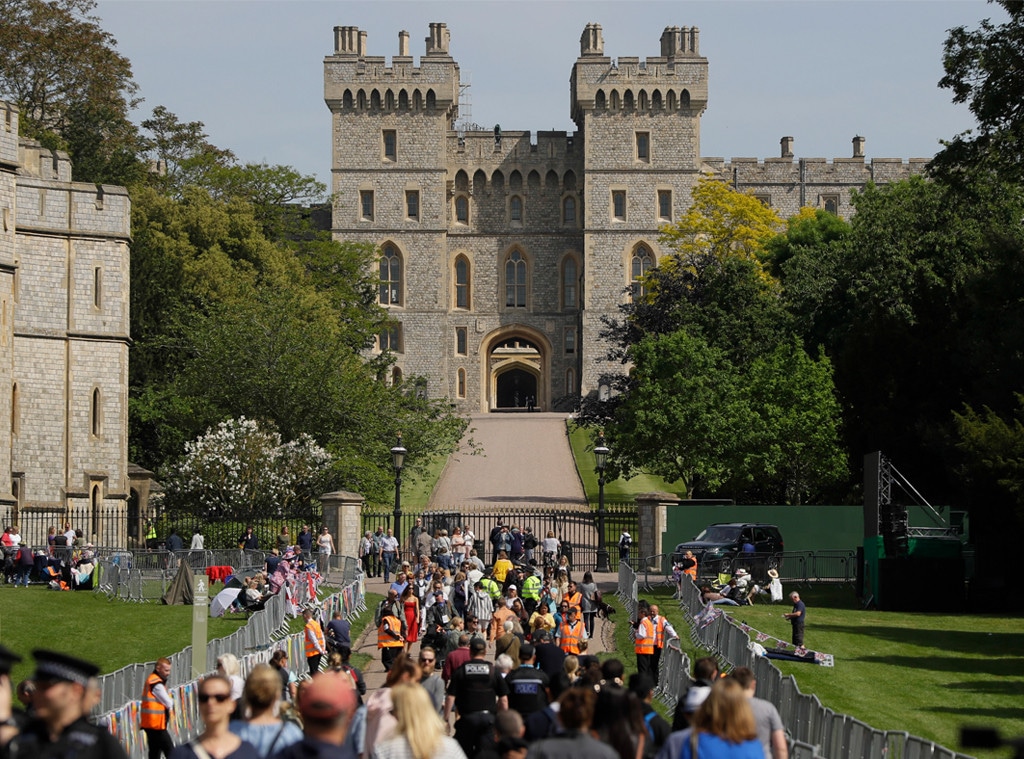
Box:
[95,0,1003,187]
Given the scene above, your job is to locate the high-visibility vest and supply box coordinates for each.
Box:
[522,575,541,600]
[558,620,583,654]
[140,672,168,730]
[564,590,582,614]
[305,620,325,658]
[635,617,655,655]
[378,615,405,648]
[653,616,667,648]
[683,560,697,581]
[481,577,501,600]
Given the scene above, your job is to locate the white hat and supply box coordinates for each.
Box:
[768,569,780,579]
[735,568,749,577]
[684,685,711,713]
[507,584,517,591]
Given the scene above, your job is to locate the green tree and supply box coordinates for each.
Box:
[932,1,1024,183]
[0,0,143,185]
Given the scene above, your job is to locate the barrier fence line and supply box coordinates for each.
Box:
[97,563,365,759]
[667,563,974,759]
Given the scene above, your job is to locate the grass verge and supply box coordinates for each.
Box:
[567,422,685,502]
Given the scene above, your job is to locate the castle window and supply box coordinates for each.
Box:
[93,266,102,309]
[457,368,466,398]
[755,194,772,208]
[371,90,381,109]
[631,245,654,300]
[612,190,626,221]
[343,90,354,109]
[406,190,419,220]
[360,190,374,221]
[455,195,469,224]
[456,327,468,356]
[636,132,650,162]
[11,383,18,435]
[566,367,576,395]
[562,256,578,310]
[564,328,576,354]
[505,250,528,309]
[91,388,102,437]
[658,190,672,221]
[379,245,402,306]
[623,90,635,110]
[595,90,606,110]
[392,366,403,385]
[652,90,663,110]
[510,195,523,224]
[821,194,839,215]
[378,324,402,353]
[563,197,576,225]
[398,90,409,110]
[383,130,397,161]
[455,256,471,309]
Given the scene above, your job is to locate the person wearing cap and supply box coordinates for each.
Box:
[648,604,678,687]
[3,649,128,759]
[443,637,509,757]
[502,584,519,609]
[269,671,358,759]
[503,643,549,720]
[520,570,541,616]
[141,656,174,759]
[303,608,327,677]
[556,606,586,655]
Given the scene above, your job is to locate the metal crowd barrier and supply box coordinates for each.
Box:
[674,574,973,759]
[99,569,366,758]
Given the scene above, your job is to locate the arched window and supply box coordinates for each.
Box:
[562,196,576,225]
[413,90,423,110]
[343,89,354,109]
[566,368,576,395]
[455,195,469,224]
[652,90,663,110]
[623,90,634,110]
[91,484,101,540]
[455,256,471,309]
[392,367,403,385]
[610,90,621,110]
[398,90,409,110]
[426,89,436,110]
[681,89,691,109]
[379,245,402,306]
[358,90,367,109]
[631,245,654,300]
[455,170,469,191]
[473,169,487,193]
[562,256,578,309]
[385,90,395,110]
[509,171,523,191]
[371,89,381,109]
[457,368,466,399]
[510,195,523,223]
[666,90,677,111]
[505,250,527,308]
[91,388,102,437]
[10,382,17,435]
[595,90,606,110]
[638,90,648,110]
[545,170,559,191]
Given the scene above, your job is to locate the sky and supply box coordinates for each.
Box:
[93,0,1005,187]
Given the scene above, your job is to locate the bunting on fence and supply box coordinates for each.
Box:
[735,620,834,667]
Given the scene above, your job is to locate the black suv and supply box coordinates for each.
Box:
[673,523,784,580]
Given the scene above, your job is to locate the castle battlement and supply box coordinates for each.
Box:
[449,130,584,167]
[1,103,19,170]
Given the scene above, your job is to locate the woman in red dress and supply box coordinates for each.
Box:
[401,583,420,651]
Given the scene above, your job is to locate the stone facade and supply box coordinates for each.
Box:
[0,100,131,545]
[323,23,927,414]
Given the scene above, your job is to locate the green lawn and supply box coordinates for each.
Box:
[633,585,1024,758]
[567,422,685,503]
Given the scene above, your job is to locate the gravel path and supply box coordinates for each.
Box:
[428,413,587,508]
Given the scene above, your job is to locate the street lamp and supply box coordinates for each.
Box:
[594,431,610,572]
[391,432,406,554]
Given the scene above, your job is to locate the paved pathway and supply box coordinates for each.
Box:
[428,413,587,508]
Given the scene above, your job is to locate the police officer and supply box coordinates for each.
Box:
[443,638,509,757]
[4,649,129,759]
[503,643,549,720]
[521,569,542,616]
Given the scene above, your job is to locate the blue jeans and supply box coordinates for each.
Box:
[382,552,395,581]
[17,566,31,586]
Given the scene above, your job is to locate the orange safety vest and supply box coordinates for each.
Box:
[635,617,655,655]
[565,591,582,614]
[305,619,325,658]
[558,620,583,654]
[378,615,405,648]
[653,616,666,649]
[683,560,697,581]
[140,672,168,730]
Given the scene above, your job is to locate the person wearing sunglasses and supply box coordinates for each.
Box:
[417,647,445,713]
[171,674,258,759]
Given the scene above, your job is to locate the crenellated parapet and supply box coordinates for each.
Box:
[571,24,708,126]
[324,23,460,121]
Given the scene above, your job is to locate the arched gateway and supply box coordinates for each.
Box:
[481,327,550,412]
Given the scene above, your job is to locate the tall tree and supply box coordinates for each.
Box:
[0,0,142,185]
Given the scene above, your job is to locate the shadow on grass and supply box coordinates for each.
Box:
[814,623,1024,655]
[925,705,1024,721]
[851,654,1024,676]
[944,680,1024,696]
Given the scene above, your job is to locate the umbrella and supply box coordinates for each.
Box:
[210,587,242,618]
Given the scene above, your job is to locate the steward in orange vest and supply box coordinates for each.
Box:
[378,613,405,672]
[558,608,585,654]
[564,584,583,616]
[634,610,656,681]
[681,551,698,582]
[141,656,174,758]
[304,608,326,677]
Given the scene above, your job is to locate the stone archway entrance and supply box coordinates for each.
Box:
[483,329,549,412]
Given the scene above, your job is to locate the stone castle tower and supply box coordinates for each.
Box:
[0,101,131,545]
[324,23,925,414]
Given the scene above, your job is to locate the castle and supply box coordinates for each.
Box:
[0,101,133,545]
[323,23,927,414]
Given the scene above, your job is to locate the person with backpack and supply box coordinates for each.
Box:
[629,673,671,756]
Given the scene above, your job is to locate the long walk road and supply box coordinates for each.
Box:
[354,413,623,693]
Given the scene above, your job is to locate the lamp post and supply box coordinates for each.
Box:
[594,431,610,572]
[390,432,406,555]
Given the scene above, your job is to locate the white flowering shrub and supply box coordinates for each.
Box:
[162,417,333,521]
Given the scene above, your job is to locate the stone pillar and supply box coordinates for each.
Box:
[635,492,682,565]
[320,490,365,560]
